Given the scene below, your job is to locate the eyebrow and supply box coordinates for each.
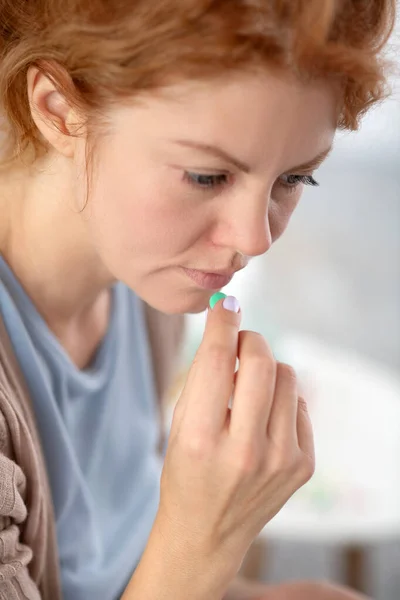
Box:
[288,146,333,173]
[172,139,251,172]
[171,139,332,174]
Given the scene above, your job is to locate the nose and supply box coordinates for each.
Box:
[226,203,272,259]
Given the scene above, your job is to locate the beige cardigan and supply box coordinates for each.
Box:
[0,302,185,599]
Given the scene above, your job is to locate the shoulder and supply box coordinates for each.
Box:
[0,316,25,443]
[0,334,20,460]
[0,377,29,533]
[0,386,45,599]
[0,390,12,456]
[0,313,40,480]
[0,370,28,504]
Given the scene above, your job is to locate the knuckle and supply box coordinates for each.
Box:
[267,449,295,477]
[297,396,309,413]
[241,348,275,377]
[180,431,214,460]
[301,455,316,482]
[284,452,301,475]
[293,453,315,484]
[267,447,315,485]
[277,362,297,385]
[206,343,233,372]
[233,441,261,475]
[239,330,274,359]
[247,352,273,376]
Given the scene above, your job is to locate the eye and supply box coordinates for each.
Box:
[183,172,229,190]
[279,174,319,189]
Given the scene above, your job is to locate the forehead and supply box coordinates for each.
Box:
[112,70,339,168]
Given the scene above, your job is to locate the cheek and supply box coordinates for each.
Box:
[86,165,206,264]
[269,191,302,240]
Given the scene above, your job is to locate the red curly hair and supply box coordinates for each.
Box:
[0,0,396,163]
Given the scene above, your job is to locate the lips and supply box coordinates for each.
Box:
[203,269,236,278]
[181,267,234,290]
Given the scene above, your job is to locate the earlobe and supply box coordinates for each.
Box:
[26,65,80,158]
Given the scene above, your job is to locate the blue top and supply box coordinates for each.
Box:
[0,256,163,600]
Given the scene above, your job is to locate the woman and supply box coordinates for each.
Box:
[0,1,395,599]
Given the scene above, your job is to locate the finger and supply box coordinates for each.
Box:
[229,330,276,441]
[267,362,298,444]
[178,294,241,437]
[233,370,238,386]
[296,396,315,463]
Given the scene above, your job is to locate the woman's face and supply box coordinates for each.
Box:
[79,71,338,314]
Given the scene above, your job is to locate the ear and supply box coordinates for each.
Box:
[27,65,84,158]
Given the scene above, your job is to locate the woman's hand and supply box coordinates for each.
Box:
[156,295,315,584]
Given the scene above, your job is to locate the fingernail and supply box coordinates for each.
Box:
[222,295,240,313]
[209,292,226,310]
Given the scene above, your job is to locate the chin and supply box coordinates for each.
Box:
[138,286,210,315]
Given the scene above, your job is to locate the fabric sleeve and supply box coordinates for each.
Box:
[0,417,41,600]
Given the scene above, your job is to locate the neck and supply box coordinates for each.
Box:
[0,153,114,328]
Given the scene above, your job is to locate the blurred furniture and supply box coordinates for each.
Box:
[244,334,400,592]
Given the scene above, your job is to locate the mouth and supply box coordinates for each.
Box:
[180,267,236,290]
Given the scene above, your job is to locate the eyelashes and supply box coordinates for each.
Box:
[278,174,319,188]
[183,171,319,193]
[183,172,228,189]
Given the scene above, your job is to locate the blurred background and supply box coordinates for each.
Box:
[169,25,400,600]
